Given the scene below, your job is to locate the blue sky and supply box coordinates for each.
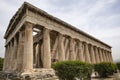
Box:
[0,0,120,61]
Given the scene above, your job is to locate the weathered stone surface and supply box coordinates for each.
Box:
[0,69,58,80]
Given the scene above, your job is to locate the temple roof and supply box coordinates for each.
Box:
[4,2,111,48]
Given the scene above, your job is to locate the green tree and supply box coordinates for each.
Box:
[94,62,117,77]
[116,62,120,71]
[52,61,93,80]
[0,57,4,71]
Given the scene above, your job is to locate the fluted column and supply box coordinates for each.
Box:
[13,36,18,71]
[16,30,24,72]
[99,48,103,62]
[101,49,104,62]
[7,42,11,71]
[104,50,107,62]
[23,22,33,72]
[43,28,51,68]
[78,41,84,62]
[33,44,36,68]
[90,45,96,64]
[97,47,100,63]
[98,48,101,62]
[69,38,75,60]
[84,42,91,63]
[52,36,58,60]
[64,38,69,60]
[35,44,40,67]
[3,45,8,71]
[10,40,15,71]
[9,41,13,71]
[10,39,15,71]
[102,49,106,62]
[109,52,113,62]
[58,33,65,61]
[106,51,109,62]
[6,44,10,71]
[94,46,100,63]
[108,52,111,62]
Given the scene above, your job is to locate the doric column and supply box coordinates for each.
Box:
[109,52,113,62]
[40,43,43,67]
[9,41,13,71]
[108,52,111,62]
[94,46,100,63]
[10,39,16,71]
[99,48,103,62]
[64,38,69,60]
[52,36,58,60]
[101,49,104,62]
[35,44,40,67]
[106,51,109,62]
[66,47,69,60]
[13,36,18,71]
[90,45,96,64]
[58,33,65,61]
[102,49,106,62]
[97,47,101,63]
[9,39,14,71]
[3,45,8,71]
[16,30,24,72]
[43,28,51,68]
[69,38,75,60]
[104,50,107,62]
[33,44,36,68]
[97,48,101,62]
[107,51,109,62]
[107,52,110,62]
[23,22,33,72]
[6,44,10,71]
[84,42,91,63]
[108,52,112,62]
[78,41,84,62]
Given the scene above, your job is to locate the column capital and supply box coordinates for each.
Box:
[93,45,97,48]
[24,22,34,27]
[88,43,92,46]
[63,34,70,38]
[83,41,87,44]
[43,27,51,32]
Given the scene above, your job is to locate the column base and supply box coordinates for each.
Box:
[0,68,58,80]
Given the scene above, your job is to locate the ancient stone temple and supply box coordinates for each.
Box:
[2,2,113,80]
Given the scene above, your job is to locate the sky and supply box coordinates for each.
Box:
[0,0,120,62]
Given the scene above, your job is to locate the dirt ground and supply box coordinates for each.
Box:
[91,73,120,80]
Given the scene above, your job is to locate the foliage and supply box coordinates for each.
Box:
[116,62,120,71]
[94,62,117,77]
[52,61,93,80]
[0,57,4,71]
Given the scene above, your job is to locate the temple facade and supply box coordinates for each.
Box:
[3,2,113,77]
